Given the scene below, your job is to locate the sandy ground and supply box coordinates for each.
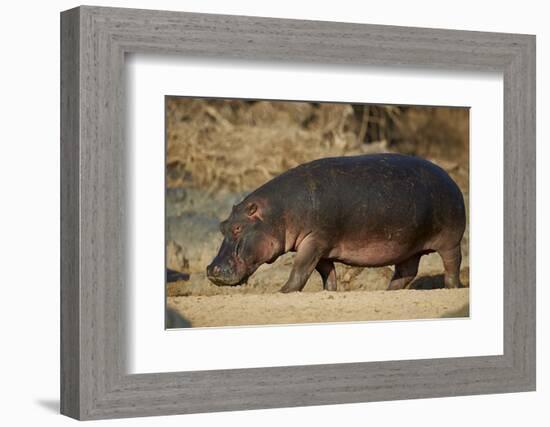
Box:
[166,249,470,328]
[167,289,469,328]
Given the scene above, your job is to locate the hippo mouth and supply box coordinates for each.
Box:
[207,273,249,287]
[206,261,260,287]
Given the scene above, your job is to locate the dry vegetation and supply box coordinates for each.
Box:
[165,97,470,328]
[166,98,468,193]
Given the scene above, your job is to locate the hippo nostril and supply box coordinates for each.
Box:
[207,264,221,277]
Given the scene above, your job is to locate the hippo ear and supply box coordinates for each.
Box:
[246,203,257,217]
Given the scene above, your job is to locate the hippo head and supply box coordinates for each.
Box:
[206,200,282,286]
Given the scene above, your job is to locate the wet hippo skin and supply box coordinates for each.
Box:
[207,153,466,293]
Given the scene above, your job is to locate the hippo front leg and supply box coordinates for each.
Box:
[280,238,325,293]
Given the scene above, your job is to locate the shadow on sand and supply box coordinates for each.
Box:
[167,269,190,282]
[165,307,192,328]
[410,274,470,291]
[410,274,446,290]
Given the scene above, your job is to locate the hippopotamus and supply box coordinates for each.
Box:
[206,153,466,293]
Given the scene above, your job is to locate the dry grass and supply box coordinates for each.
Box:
[167,98,468,194]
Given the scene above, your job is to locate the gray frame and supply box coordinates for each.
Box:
[61,5,536,420]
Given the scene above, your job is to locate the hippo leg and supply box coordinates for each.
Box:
[438,245,463,288]
[387,254,421,290]
[316,259,337,291]
[280,239,324,293]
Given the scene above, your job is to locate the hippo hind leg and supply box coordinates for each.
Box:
[437,245,463,288]
[316,259,337,291]
[387,253,421,290]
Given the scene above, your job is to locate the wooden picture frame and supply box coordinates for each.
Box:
[60,5,536,420]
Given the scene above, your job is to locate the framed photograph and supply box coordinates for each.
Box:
[60,6,536,420]
[164,97,471,329]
